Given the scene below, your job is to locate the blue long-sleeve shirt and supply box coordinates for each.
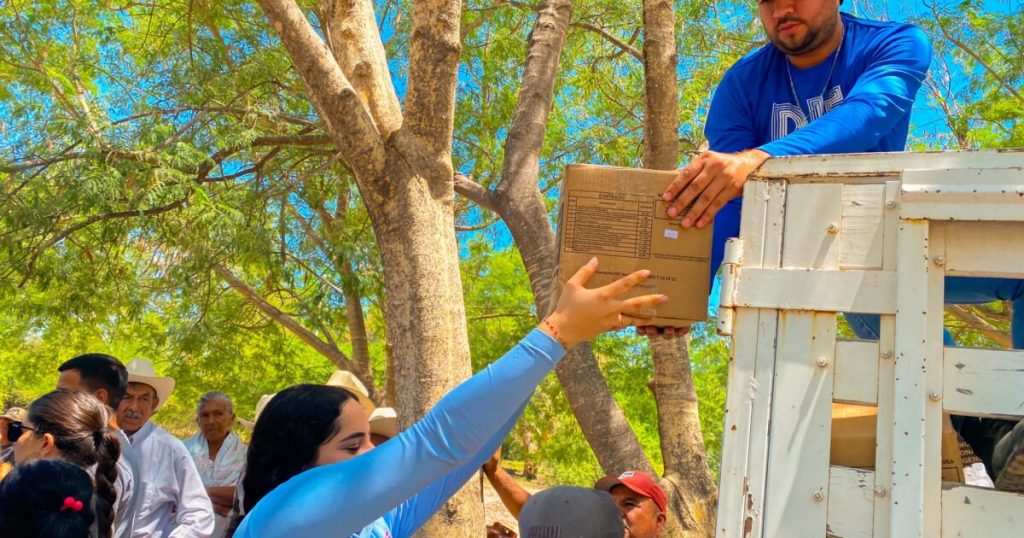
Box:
[705,12,932,156]
[234,329,564,537]
[704,12,931,276]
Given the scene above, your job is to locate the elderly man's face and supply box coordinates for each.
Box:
[117,383,159,435]
[197,398,234,445]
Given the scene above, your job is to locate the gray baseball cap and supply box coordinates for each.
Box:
[518,486,624,538]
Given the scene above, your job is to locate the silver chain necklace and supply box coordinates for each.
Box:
[786,37,843,121]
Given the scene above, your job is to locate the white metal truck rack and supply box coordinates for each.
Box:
[715,150,1024,537]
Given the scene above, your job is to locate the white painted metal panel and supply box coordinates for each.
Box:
[717,238,742,336]
[943,221,1024,279]
[901,168,1024,221]
[871,181,900,538]
[826,466,875,538]
[756,150,1024,179]
[717,309,784,538]
[922,225,947,538]
[782,184,843,269]
[941,484,1024,537]
[762,312,836,536]
[943,347,1024,419]
[872,315,897,538]
[889,220,932,537]
[840,184,886,270]
[834,340,880,405]
[732,268,896,314]
[716,180,787,538]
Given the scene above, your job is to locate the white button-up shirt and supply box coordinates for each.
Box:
[128,421,215,538]
[184,430,246,538]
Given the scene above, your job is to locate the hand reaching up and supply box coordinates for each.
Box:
[539,258,668,348]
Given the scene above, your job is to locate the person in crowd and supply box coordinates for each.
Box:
[368,407,398,446]
[594,471,668,538]
[183,392,246,538]
[326,371,398,446]
[116,358,214,537]
[233,259,665,537]
[517,486,623,538]
[56,353,141,538]
[1,407,27,465]
[0,458,97,538]
[10,389,121,538]
[325,370,376,412]
[230,392,276,524]
[483,449,668,538]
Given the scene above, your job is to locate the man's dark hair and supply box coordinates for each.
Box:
[58,354,128,408]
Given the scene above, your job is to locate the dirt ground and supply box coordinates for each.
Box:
[480,475,541,536]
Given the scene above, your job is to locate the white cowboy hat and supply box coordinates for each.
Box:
[369,407,398,439]
[325,371,376,413]
[125,358,175,411]
[239,393,277,431]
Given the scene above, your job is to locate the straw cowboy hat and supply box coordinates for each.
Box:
[0,407,27,423]
[239,393,276,431]
[368,407,398,439]
[325,371,376,413]
[125,358,175,411]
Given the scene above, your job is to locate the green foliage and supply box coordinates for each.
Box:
[0,0,1018,487]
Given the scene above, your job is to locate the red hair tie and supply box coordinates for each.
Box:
[60,496,84,513]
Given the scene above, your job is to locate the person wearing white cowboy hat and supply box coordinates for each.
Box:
[237,393,277,431]
[116,358,215,538]
[324,371,376,413]
[368,407,398,446]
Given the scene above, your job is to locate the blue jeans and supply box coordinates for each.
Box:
[845,277,1024,478]
[845,277,1024,349]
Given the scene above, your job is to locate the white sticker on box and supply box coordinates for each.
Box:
[663,229,679,239]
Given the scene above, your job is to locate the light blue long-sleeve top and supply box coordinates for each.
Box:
[235,329,564,537]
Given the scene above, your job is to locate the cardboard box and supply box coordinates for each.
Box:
[830,403,965,483]
[554,164,713,327]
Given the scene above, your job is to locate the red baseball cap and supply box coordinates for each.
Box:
[593,470,667,512]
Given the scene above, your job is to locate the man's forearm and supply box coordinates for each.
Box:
[483,466,531,519]
[206,485,236,508]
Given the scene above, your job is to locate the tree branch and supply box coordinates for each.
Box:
[947,304,1013,348]
[403,0,463,156]
[327,0,404,138]
[255,0,387,182]
[213,263,355,370]
[572,22,643,61]
[928,1,1024,105]
[453,173,497,212]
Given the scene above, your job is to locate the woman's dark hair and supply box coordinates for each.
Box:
[242,384,355,514]
[28,390,120,538]
[0,458,97,537]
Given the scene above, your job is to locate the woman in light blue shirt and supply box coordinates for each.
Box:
[234,259,666,537]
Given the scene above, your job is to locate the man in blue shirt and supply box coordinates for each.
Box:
[654,0,1024,491]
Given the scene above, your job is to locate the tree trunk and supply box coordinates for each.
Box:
[650,337,718,537]
[256,0,482,534]
[641,1,718,535]
[368,156,482,537]
[457,0,658,475]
